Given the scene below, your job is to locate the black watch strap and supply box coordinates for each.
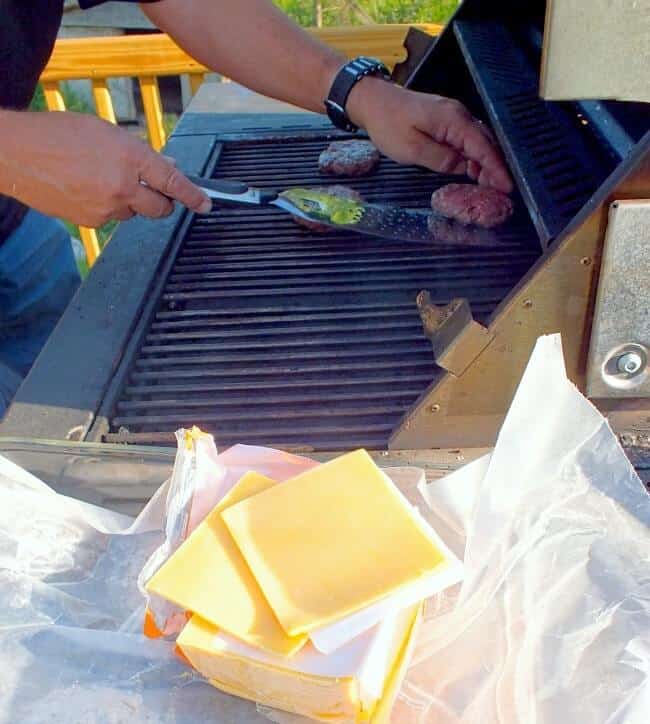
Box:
[324,57,391,132]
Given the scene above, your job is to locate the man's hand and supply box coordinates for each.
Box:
[347,77,513,194]
[0,110,211,227]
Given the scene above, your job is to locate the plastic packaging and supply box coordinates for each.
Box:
[391,336,650,723]
[0,439,319,723]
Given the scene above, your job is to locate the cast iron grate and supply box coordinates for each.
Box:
[107,136,540,450]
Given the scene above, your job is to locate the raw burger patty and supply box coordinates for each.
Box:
[430,183,514,228]
[292,185,363,233]
[318,140,380,177]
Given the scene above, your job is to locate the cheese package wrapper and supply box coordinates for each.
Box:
[146,471,307,656]
[177,603,422,723]
[222,449,447,637]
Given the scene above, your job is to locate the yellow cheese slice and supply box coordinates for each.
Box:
[177,603,422,723]
[146,471,307,656]
[222,449,445,637]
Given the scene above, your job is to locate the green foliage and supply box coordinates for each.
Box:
[163,112,179,137]
[136,113,178,146]
[63,219,117,278]
[273,0,457,27]
[30,82,94,114]
[275,0,316,26]
[364,0,458,24]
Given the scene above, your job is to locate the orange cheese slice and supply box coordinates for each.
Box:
[222,449,445,637]
[146,471,307,656]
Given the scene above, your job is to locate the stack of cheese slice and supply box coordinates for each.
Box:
[146,449,462,723]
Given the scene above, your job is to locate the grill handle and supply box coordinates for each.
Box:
[187,175,278,207]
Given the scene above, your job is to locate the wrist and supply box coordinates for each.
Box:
[345,75,392,131]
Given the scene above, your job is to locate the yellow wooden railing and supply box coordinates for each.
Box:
[40,24,441,265]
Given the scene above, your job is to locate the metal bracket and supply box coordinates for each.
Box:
[416,292,493,376]
[392,27,438,86]
[587,200,650,398]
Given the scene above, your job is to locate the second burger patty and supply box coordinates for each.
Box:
[431,183,514,228]
[318,140,381,177]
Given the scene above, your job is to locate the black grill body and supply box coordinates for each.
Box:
[2,0,648,449]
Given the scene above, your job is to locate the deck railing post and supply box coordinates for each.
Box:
[91,79,117,124]
[139,75,166,152]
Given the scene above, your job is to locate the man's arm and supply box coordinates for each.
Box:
[145,0,342,114]
[143,0,512,192]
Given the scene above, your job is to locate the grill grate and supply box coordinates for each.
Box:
[108,135,540,450]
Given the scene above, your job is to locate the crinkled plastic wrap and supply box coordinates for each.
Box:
[391,335,650,723]
[0,438,319,723]
[0,336,648,723]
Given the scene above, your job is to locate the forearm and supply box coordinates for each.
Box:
[143,0,345,114]
[0,109,44,201]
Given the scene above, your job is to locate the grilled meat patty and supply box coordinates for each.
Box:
[430,183,514,228]
[318,140,380,177]
[292,185,364,232]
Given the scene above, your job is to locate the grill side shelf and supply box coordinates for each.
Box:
[454,20,607,247]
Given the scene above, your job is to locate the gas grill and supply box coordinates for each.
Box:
[3,0,649,451]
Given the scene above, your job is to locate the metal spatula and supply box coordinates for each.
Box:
[187,176,499,247]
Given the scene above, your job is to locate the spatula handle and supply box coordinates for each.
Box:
[188,177,249,195]
[186,175,278,206]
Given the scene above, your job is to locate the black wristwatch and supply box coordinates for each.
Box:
[324,57,391,132]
